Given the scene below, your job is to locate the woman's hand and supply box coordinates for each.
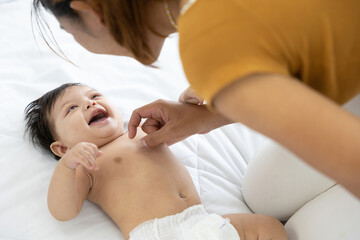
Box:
[61,142,102,171]
[179,86,205,105]
[128,99,232,148]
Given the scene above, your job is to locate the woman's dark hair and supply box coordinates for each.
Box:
[32,0,156,64]
[24,83,82,160]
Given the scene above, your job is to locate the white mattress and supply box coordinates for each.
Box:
[0,1,266,239]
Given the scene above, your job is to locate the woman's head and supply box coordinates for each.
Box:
[33,0,170,64]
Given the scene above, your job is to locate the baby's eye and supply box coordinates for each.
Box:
[92,94,101,99]
[67,105,77,114]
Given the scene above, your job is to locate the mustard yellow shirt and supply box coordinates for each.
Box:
[178,0,360,105]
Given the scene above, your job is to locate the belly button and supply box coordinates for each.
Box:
[179,193,187,199]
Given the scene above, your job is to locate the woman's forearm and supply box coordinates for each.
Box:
[201,106,233,133]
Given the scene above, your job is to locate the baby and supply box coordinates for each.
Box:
[25,83,287,240]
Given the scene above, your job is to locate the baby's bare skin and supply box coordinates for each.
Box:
[86,129,200,239]
[43,85,200,239]
[44,85,286,240]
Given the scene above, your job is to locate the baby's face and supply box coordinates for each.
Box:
[50,85,124,149]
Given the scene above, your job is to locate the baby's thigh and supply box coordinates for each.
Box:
[242,140,335,221]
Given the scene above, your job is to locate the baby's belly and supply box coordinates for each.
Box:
[88,145,200,238]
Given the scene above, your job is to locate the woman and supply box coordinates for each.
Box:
[32,0,360,199]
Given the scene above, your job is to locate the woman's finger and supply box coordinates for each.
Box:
[139,121,180,148]
[128,101,166,139]
[141,118,162,134]
[179,87,204,105]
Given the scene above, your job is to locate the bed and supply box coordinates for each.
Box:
[1,1,359,240]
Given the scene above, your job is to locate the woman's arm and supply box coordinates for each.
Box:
[223,213,287,240]
[214,73,360,198]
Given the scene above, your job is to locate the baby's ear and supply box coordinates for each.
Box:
[50,141,68,158]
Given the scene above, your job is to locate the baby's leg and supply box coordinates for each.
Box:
[243,140,335,221]
[223,213,287,240]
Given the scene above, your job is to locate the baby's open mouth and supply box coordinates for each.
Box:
[88,109,109,125]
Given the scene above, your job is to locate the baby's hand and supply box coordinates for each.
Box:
[61,142,102,171]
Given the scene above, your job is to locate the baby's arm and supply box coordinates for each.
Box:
[223,213,287,240]
[47,142,101,221]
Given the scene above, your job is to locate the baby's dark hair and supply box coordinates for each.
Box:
[25,82,82,160]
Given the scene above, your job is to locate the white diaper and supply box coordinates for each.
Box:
[129,204,240,240]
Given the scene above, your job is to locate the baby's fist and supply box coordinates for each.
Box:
[61,142,102,171]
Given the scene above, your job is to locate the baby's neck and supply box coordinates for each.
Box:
[98,131,127,149]
[98,127,146,151]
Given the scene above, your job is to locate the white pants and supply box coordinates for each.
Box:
[243,139,336,221]
[129,205,240,240]
[243,139,360,240]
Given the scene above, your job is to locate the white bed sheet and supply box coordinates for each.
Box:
[0,1,266,239]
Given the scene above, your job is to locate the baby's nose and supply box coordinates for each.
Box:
[86,101,96,109]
